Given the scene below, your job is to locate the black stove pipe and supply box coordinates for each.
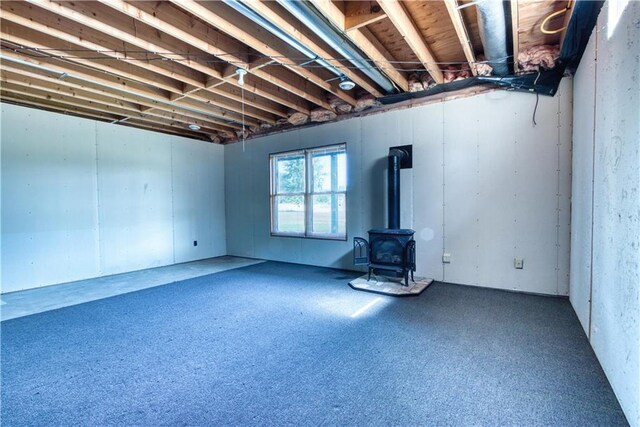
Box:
[388,148,407,229]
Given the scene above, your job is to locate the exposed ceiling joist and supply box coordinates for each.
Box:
[96,0,317,113]
[309,0,409,92]
[511,0,520,73]
[443,0,478,76]
[0,0,573,142]
[242,0,383,98]
[167,0,354,109]
[344,1,387,31]
[376,0,444,84]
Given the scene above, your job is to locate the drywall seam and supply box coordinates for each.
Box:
[556,92,561,295]
[587,27,598,341]
[170,140,176,264]
[441,101,446,280]
[94,121,102,277]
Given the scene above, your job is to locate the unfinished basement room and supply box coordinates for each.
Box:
[0,0,638,425]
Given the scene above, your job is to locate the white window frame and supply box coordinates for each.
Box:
[270,143,347,240]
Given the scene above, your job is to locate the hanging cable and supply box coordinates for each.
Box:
[241,84,246,152]
[532,71,541,126]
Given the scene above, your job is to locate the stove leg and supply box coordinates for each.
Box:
[404,270,409,286]
[411,270,415,282]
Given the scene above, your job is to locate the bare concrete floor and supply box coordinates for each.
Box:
[0,256,264,321]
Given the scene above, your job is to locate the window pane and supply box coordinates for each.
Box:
[337,152,346,192]
[276,155,304,194]
[311,194,345,236]
[274,195,305,234]
[312,153,332,193]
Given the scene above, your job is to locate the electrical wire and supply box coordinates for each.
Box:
[1,43,515,74]
[241,84,246,152]
[532,71,541,126]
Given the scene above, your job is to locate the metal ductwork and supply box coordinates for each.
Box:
[387,148,408,229]
[276,0,397,94]
[224,0,344,81]
[475,0,510,76]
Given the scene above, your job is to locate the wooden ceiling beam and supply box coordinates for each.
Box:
[0,3,208,88]
[1,93,121,122]
[1,72,143,113]
[376,0,444,84]
[0,83,224,139]
[167,0,353,109]
[510,0,520,73]
[0,48,172,100]
[207,84,288,119]
[25,0,225,80]
[243,0,383,98]
[443,0,478,76]
[97,0,250,69]
[0,29,184,95]
[1,24,251,127]
[0,68,238,135]
[0,42,243,129]
[344,1,387,31]
[558,0,576,51]
[185,89,276,124]
[96,0,311,115]
[0,52,241,133]
[2,93,216,141]
[309,0,409,92]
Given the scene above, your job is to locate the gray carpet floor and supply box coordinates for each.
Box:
[0,261,628,426]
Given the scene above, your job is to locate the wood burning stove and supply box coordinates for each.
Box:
[353,146,416,286]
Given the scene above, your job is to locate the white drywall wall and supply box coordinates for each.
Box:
[225,79,572,295]
[1,104,226,293]
[571,2,640,425]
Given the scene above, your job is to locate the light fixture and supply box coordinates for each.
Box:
[338,75,356,91]
[235,68,247,86]
[188,124,201,131]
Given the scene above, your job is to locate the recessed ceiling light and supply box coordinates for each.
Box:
[188,124,201,131]
[338,75,356,91]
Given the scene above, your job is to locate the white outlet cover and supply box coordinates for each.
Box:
[442,253,451,263]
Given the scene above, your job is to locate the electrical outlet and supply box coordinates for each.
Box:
[193,240,198,247]
[514,258,524,269]
[442,253,451,263]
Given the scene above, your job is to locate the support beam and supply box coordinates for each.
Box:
[443,0,478,76]
[558,0,576,50]
[2,82,225,134]
[0,68,239,135]
[0,29,184,95]
[376,0,444,84]
[511,0,520,73]
[0,7,208,88]
[1,94,121,122]
[344,1,387,31]
[96,0,311,114]
[309,0,409,92]
[25,0,223,79]
[0,52,240,133]
[243,0,383,98]
[167,0,353,109]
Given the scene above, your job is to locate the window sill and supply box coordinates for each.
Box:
[270,233,347,242]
